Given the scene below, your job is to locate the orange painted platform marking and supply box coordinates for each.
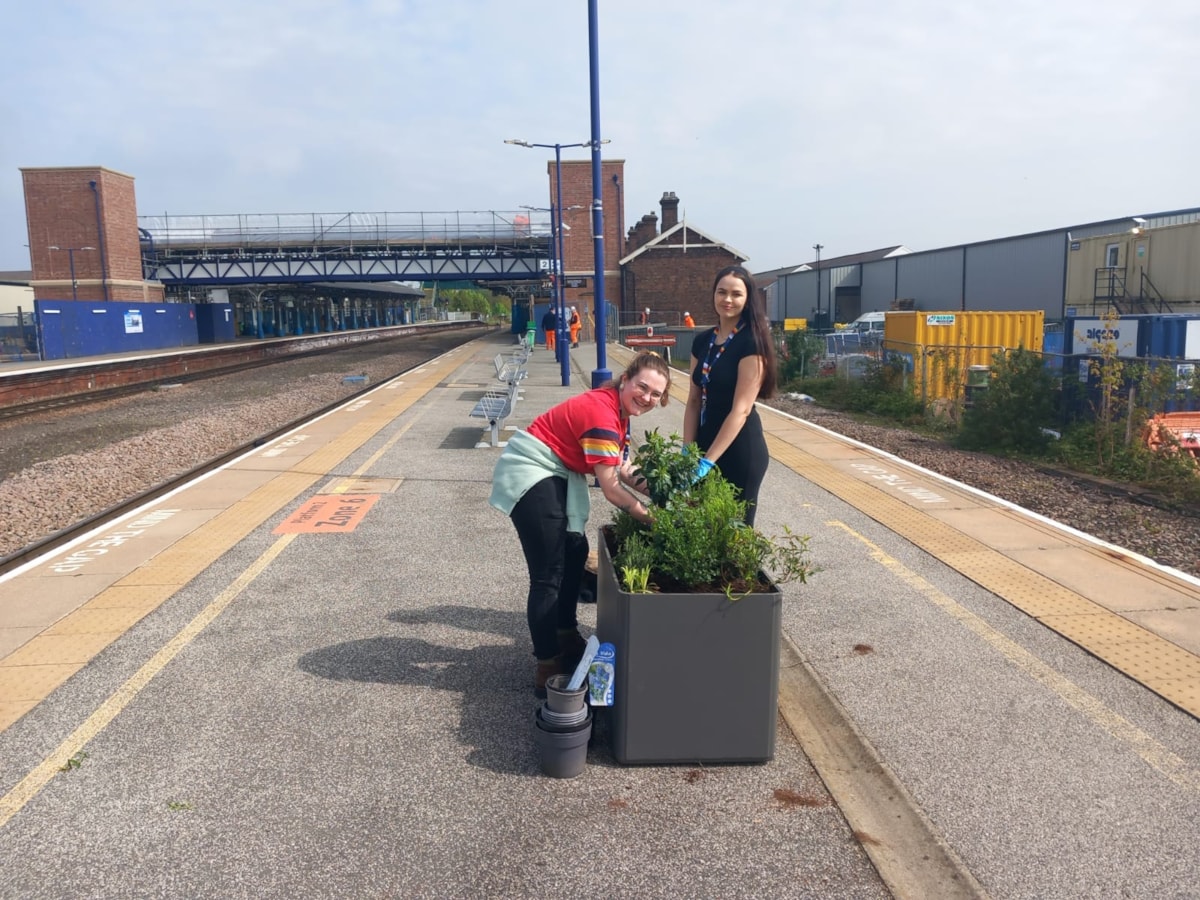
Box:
[273,494,380,534]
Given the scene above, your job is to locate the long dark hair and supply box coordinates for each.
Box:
[711,264,777,398]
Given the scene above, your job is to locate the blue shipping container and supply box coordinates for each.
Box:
[1137,314,1200,360]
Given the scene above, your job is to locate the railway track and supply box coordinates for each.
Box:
[0,397,353,575]
[0,329,483,573]
[0,322,486,419]
[0,344,387,421]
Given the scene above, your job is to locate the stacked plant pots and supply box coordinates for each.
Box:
[533,674,591,778]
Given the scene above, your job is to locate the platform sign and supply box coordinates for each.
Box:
[274,494,380,534]
[624,335,677,347]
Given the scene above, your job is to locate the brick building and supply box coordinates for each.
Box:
[618,191,746,327]
[548,158,626,327]
[22,166,164,303]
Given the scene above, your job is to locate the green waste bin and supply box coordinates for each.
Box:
[965,365,990,407]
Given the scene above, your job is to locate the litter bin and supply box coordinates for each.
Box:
[965,365,990,407]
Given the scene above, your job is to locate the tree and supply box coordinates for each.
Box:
[440,288,497,317]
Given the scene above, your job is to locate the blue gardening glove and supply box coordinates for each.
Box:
[692,457,715,484]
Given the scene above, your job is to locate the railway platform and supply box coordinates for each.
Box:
[1,332,1199,898]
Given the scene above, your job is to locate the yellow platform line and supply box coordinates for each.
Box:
[762,424,1200,719]
[0,351,464,733]
[830,520,1200,793]
[0,533,298,829]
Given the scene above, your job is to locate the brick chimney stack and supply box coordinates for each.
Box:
[660,191,679,230]
[625,212,658,253]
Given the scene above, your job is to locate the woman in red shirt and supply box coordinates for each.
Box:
[490,351,671,696]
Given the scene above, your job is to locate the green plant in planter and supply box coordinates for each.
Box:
[629,429,697,507]
[620,565,653,594]
[615,530,658,593]
[611,430,813,597]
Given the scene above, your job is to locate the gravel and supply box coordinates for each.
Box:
[0,334,466,559]
[3,344,1199,582]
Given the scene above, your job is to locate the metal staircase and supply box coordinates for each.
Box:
[1092,266,1173,315]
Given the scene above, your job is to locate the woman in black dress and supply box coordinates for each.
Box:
[682,265,777,526]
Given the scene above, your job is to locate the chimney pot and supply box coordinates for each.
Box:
[659,191,680,230]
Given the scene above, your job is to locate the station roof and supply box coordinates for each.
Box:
[308,281,425,299]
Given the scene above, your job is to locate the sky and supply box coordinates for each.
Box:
[3,0,1199,274]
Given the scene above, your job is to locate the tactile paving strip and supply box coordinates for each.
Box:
[0,353,467,731]
[763,423,1200,720]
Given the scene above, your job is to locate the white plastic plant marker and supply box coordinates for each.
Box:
[567,635,600,691]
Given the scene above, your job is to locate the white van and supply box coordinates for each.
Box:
[849,311,886,334]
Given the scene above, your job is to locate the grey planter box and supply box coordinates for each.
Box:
[595,527,782,765]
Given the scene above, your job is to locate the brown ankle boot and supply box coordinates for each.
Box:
[557,629,588,674]
[534,658,564,699]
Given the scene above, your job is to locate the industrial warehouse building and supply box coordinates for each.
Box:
[764,207,1200,327]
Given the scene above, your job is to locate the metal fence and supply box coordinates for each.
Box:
[0,312,36,360]
[138,210,554,251]
[806,332,1200,419]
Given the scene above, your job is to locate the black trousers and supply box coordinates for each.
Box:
[510,476,589,660]
[698,410,768,527]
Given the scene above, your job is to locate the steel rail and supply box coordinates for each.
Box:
[0,353,439,577]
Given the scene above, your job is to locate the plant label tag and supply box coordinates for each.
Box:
[588,643,616,707]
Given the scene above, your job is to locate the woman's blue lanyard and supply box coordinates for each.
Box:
[622,419,631,462]
[699,322,742,426]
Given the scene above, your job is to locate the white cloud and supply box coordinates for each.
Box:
[3,0,1198,271]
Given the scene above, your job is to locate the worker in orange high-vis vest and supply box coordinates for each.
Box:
[568,307,582,347]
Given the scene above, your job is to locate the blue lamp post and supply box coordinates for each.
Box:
[586,0,611,387]
[506,137,605,388]
[520,204,559,355]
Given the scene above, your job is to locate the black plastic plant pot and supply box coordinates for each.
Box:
[595,526,782,765]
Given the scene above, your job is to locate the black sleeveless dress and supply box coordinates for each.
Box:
[690,326,769,526]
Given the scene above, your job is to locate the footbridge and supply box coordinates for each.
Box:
[138,210,554,286]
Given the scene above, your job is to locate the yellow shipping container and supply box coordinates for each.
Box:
[783,318,807,331]
[882,310,1044,404]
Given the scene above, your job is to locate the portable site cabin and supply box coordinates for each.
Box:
[1064,220,1200,316]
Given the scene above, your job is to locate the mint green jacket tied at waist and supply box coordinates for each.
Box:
[488,430,591,534]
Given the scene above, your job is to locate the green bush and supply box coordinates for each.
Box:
[1055,422,1200,506]
[611,431,813,597]
[783,356,923,424]
[956,347,1057,456]
[779,329,825,382]
[773,320,1200,509]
